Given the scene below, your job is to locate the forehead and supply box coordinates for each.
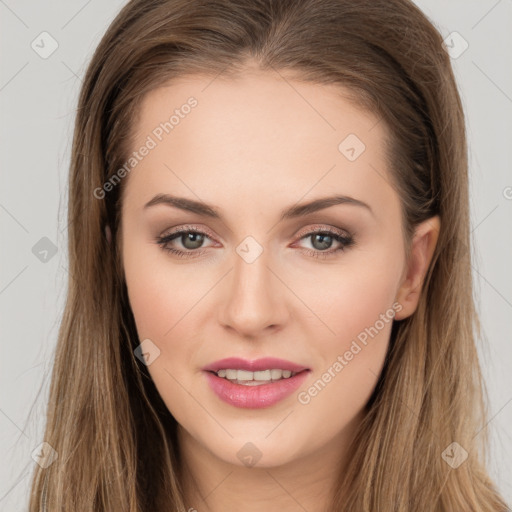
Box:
[133,70,382,152]
[123,70,396,220]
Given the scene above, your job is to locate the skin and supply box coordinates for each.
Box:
[119,65,440,512]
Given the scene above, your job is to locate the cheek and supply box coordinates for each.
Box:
[123,257,172,341]
[122,236,218,391]
[122,229,197,340]
[289,248,401,417]
[292,247,402,348]
[122,247,204,424]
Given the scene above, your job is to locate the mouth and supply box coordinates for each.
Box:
[206,368,304,386]
[202,356,309,374]
[201,357,311,408]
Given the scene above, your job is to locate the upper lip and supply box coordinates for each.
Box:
[202,357,310,373]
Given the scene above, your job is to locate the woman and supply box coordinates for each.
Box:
[29,0,510,510]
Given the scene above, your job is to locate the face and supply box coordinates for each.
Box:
[119,67,436,470]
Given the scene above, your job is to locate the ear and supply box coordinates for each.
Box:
[394,215,440,321]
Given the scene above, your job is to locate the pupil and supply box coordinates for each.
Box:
[183,233,204,249]
[312,234,332,250]
[180,233,334,251]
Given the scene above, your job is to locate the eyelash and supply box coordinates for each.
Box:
[155,224,355,260]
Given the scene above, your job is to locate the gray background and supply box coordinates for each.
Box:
[1,1,511,510]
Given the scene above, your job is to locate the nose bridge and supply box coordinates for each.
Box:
[218,238,288,335]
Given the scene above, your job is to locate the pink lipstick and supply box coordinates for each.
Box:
[202,357,311,409]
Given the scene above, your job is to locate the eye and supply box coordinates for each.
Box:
[292,225,355,259]
[155,225,215,259]
[155,224,355,259]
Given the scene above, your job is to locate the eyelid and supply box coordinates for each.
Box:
[293,223,351,240]
[161,224,218,242]
[160,223,352,244]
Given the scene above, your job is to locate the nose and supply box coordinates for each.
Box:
[217,247,290,338]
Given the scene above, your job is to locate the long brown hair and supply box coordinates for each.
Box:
[28,0,509,510]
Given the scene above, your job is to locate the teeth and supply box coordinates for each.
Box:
[237,369,254,381]
[215,368,296,383]
[254,370,271,380]
[270,369,281,380]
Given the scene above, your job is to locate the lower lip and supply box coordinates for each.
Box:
[203,370,310,409]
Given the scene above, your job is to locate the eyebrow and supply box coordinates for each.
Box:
[144,193,374,221]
